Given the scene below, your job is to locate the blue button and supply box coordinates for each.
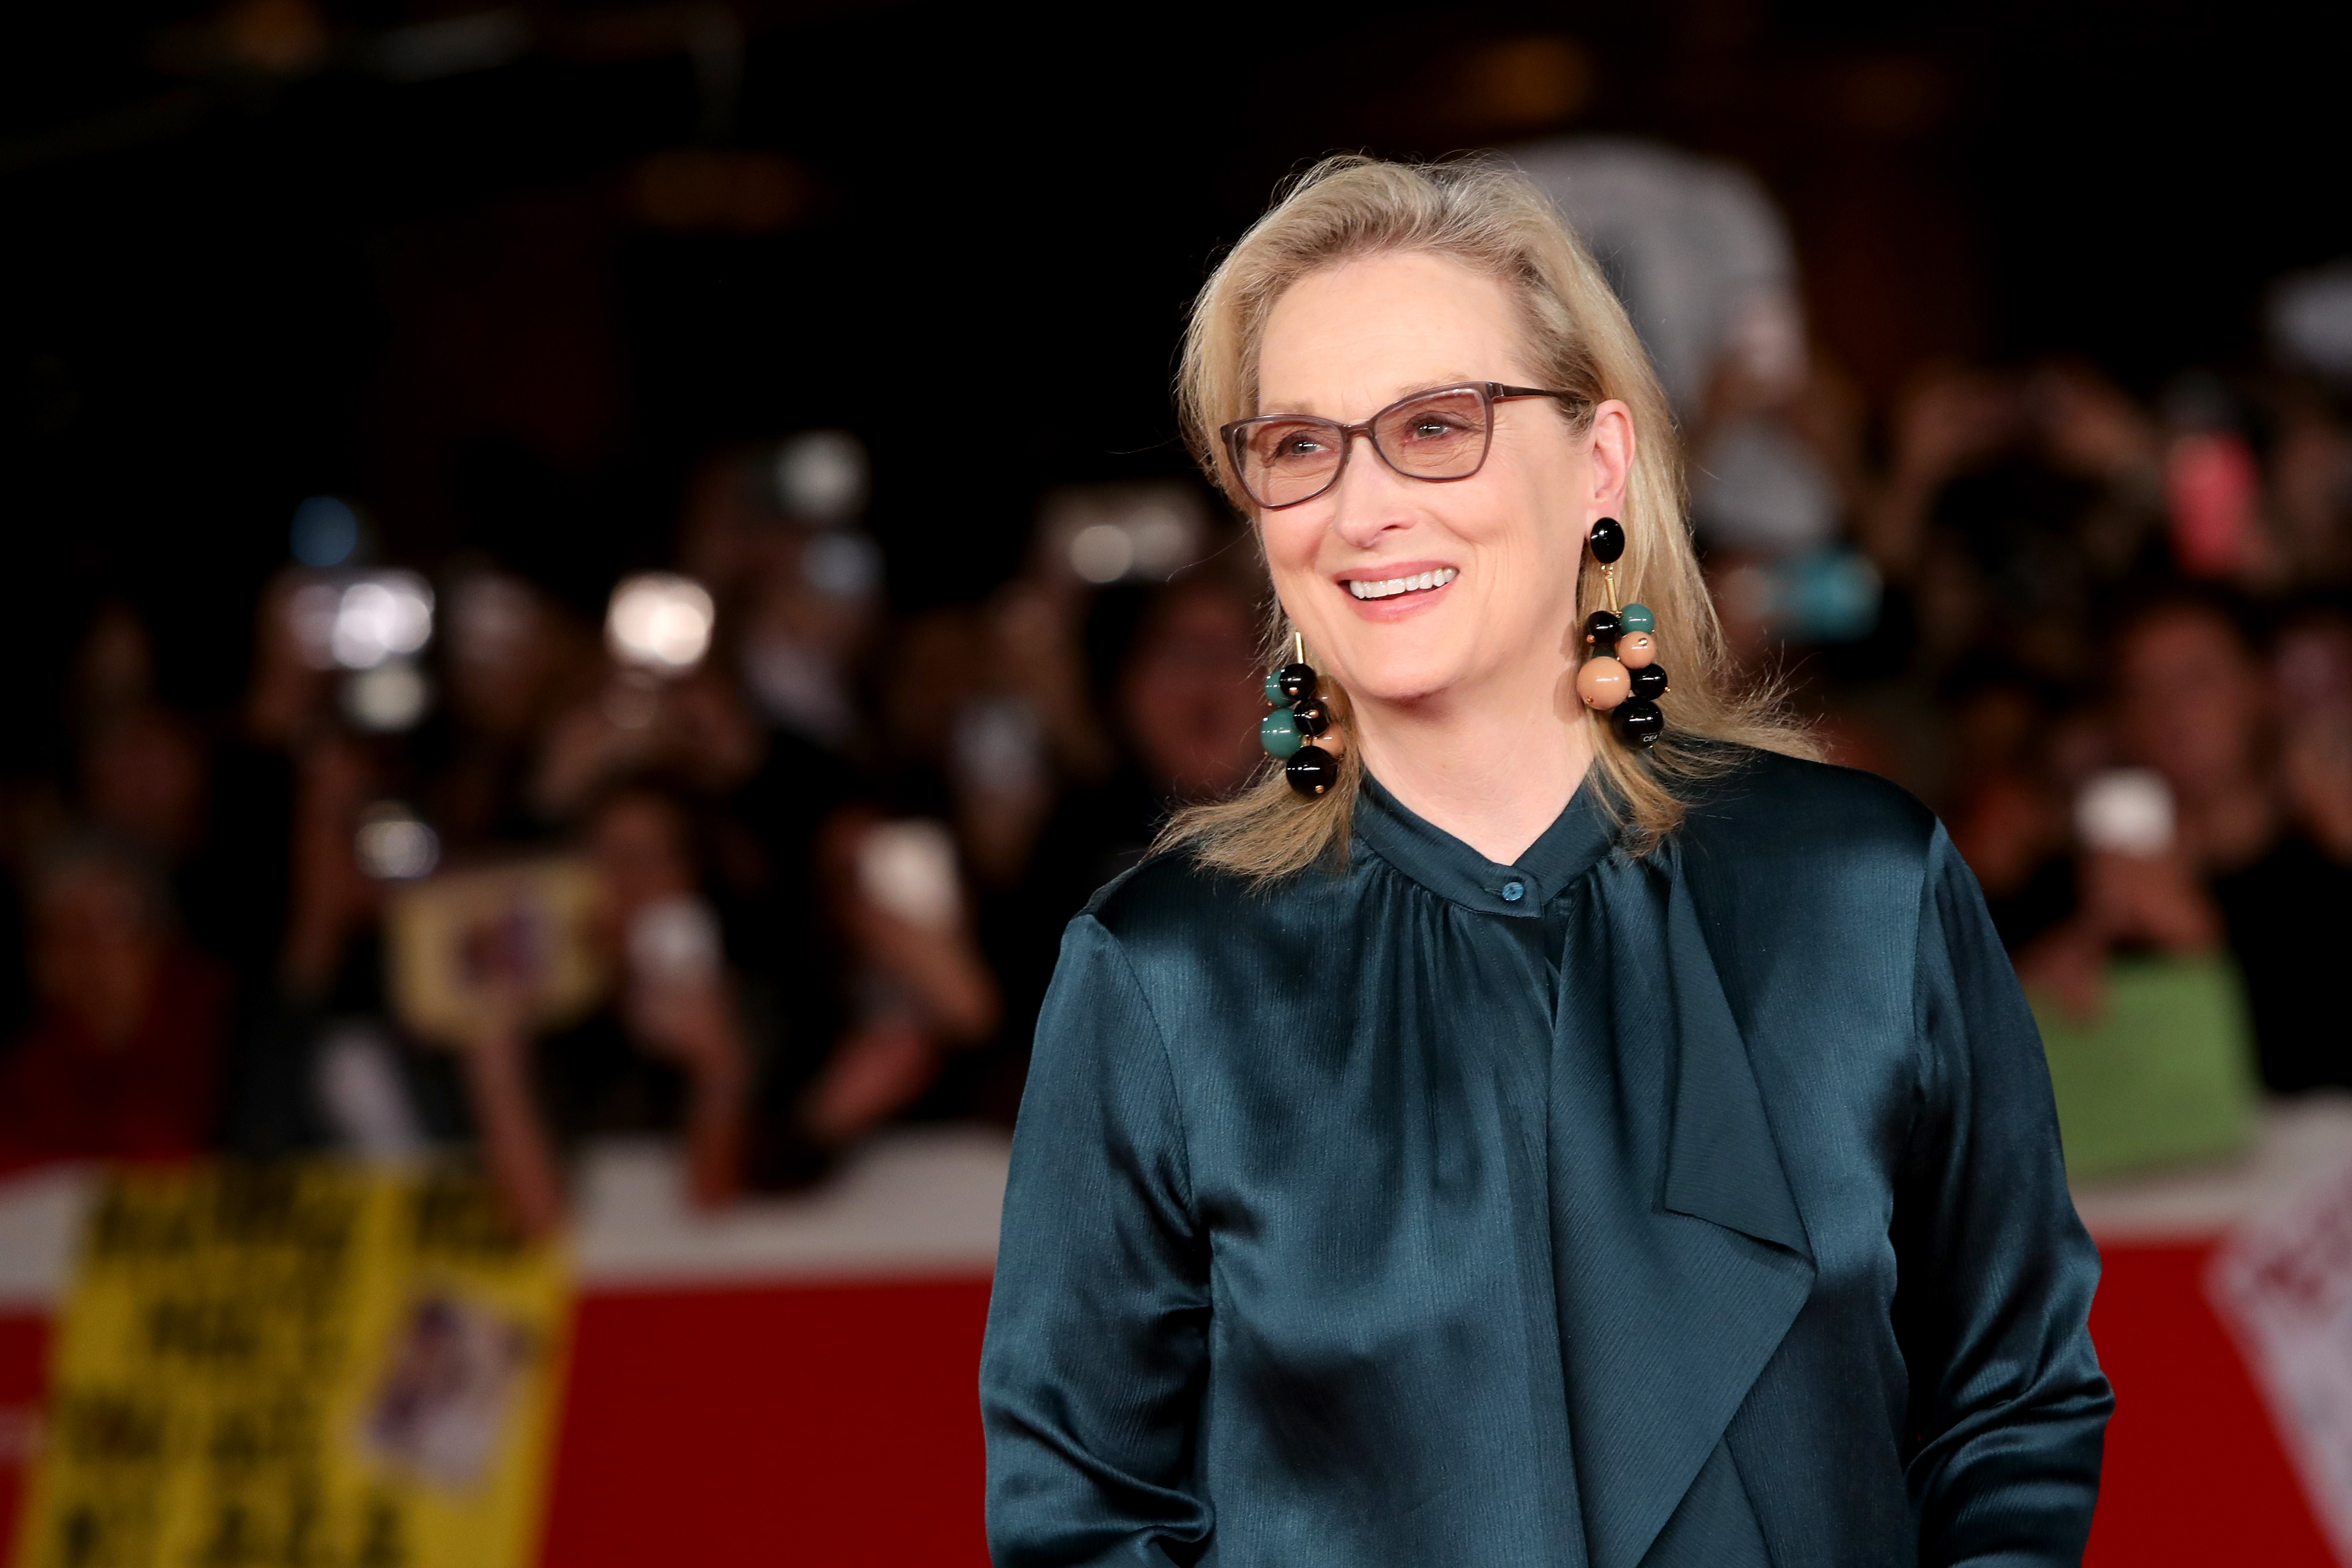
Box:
[1501,880,1525,902]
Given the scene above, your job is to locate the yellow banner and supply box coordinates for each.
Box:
[12,1162,570,1568]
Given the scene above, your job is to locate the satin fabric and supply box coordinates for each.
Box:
[981,750,2110,1567]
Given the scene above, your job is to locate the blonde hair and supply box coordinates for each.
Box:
[1158,154,1814,882]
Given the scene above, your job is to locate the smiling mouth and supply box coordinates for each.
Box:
[1346,568,1458,601]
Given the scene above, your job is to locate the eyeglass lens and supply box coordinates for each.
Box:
[1235,386,1492,507]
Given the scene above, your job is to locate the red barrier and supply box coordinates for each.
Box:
[0,1314,45,1561]
[1,1248,2339,1566]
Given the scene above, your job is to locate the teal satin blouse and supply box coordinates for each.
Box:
[981,750,2110,1567]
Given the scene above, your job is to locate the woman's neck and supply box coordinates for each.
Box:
[1352,668,1594,865]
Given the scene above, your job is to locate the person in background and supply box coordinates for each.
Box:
[1861,359,2170,693]
[677,433,886,764]
[1512,137,1846,561]
[1941,666,2082,952]
[0,836,232,1171]
[196,572,329,992]
[2198,604,2352,1090]
[528,631,992,1178]
[64,602,265,986]
[459,781,759,1236]
[2005,597,2352,1090]
[2275,609,2352,858]
[224,721,478,1162]
[421,567,589,852]
[964,567,1269,1121]
[2003,602,2240,1020]
[798,802,1001,1148]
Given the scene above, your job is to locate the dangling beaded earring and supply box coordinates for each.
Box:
[1259,632,1341,797]
[1572,517,1668,748]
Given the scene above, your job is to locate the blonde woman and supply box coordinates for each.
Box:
[980,158,2107,1568]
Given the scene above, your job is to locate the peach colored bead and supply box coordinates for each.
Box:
[1315,725,1346,758]
[1576,656,1630,710]
[1617,632,1656,669]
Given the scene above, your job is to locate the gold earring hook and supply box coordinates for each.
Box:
[1293,630,1304,666]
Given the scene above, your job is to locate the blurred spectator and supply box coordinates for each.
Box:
[1941,667,2080,950]
[194,572,329,987]
[2276,610,2352,858]
[0,836,231,1171]
[423,567,589,851]
[1863,359,2168,689]
[459,782,760,1235]
[2217,605,2352,1090]
[2265,385,2352,589]
[679,434,883,755]
[524,547,1001,1184]
[1513,137,1845,559]
[1992,597,2352,1091]
[962,568,1267,1121]
[802,806,1000,1146]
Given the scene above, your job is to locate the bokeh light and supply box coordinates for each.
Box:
[329,573,435,670]
[354,801,441,880]
[341,660,433,732]
[1068,523,1134,584]
[773,430,870,524]
[290,496,360,568]
[606,573,715,672]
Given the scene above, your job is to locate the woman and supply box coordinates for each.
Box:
[980,158,2108,1567]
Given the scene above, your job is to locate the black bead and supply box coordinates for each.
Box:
[1628,664,1668,701]
[1614,698,1664,747]
[1587,516,1626,565]
[1583,609,1622,645]
[1275,662,1318,702]
[1289,697,1331,737]
[1284,745,1339,796]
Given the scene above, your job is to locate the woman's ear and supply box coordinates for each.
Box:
[1587,399,1636,514]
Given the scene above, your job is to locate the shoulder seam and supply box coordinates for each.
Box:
[1070,911,1199,1218]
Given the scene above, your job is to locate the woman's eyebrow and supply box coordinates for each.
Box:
[1258,376,1487,420]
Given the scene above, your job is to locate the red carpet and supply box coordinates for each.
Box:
[2085,1243,2335,1565]
[539,1278,994,1567]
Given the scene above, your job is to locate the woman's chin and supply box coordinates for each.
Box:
[1331,654,1470,709]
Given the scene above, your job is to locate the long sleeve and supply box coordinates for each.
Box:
[1897,826,2113,1565]
[981,913,1213,1568]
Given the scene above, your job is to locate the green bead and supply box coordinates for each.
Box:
[1260,708,1304,759]
[1620,602,1655,633]
[1264,670,1289,704]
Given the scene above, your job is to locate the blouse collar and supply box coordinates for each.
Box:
[1351,769,1617,917]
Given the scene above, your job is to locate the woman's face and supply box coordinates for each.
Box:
[2117,607,2264,798]
[1253,251,1631,712]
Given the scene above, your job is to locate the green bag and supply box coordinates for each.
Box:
[2029,954,2261,1183]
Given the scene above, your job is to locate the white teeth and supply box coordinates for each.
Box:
[1348,567,1458,600]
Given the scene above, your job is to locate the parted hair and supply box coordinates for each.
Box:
[1156,154,1815,882]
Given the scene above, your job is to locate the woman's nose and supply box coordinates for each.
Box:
[1326,436,1419,550]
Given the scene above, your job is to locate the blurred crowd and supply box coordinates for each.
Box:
[1835,352,2352,1096]
[0,434,1272,1234]
[1,140,2348,1228]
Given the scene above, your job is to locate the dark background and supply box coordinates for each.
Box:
[5,0,2348,752]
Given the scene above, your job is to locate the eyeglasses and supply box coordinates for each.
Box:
[1221,381,1585,510]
